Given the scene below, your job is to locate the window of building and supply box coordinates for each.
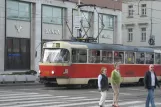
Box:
[43,6,62,24]
[73,10,92,28]
[141,28,146,42]
[155,53,161,64]
[102,51,113,63]
[88,50,100,63]
[128,5,133,17]
[72,49,87,63]
[99,14,114,30]
[81,11,90,28]
[109,16,114,28]
[5,38,30,70]
[7,1,30,20]
[128,28,133,42]
[141,4,146,16]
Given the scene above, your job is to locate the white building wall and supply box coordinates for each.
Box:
[116,11,122,44]
[0,0,122,72]
[151,2,161,47]
[0,0,5,71]
[33,2,42,72]
[122,0,161,48]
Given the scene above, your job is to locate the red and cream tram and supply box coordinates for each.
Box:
[39,41,161,87]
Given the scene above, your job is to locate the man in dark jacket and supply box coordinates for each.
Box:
[98,67,109,107]
[144,64,161,107]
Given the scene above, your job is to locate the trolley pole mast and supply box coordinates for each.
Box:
[74,0,96,42]
[150,0,152,38]
[148,0,155,46]
[77,0,81,38]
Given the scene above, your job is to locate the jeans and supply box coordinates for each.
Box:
[146,87,155,107]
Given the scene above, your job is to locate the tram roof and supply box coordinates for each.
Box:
[68,42,154,52]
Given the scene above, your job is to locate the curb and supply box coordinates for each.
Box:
[0,81,42,86]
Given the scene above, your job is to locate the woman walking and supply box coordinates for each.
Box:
[111,62,122,107]
[98,67,109,107]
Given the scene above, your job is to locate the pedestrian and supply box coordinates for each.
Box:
[111,62,121,107]
[144,64,161,107]
[98,67,109,107]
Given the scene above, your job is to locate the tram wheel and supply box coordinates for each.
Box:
[80,85,88,88]
[138,78,144,86]
[88,80,97,88]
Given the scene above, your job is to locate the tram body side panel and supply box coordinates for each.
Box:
[39,64,161,85]
[119,64,161,83]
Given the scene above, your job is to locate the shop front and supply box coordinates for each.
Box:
[5,0,31,70]
[41,5,65,43]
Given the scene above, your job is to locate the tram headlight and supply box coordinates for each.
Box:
[38,70,41,74]
[51,70,55,75]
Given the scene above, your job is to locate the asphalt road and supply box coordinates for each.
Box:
[0,84,161,107]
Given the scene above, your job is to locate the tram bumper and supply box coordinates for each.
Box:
[39,77,57,84]
[39,76,70,85]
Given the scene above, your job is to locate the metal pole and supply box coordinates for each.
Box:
[77,0,81,38]
[150,0,153,38]
[78,0,81,15]
[138,0,141,15]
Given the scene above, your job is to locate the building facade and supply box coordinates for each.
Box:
[122,0,161,49]
[0,0,122,72]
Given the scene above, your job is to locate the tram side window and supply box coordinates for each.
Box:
[146,53,154,64]
[155,53,161,64]
[72,49,87,63]
[61,49,70,62]
[89,50,100,63]
[114,52,124,63]
[136,53,145,64]
[125,52,135,64]
[102,51,113,63]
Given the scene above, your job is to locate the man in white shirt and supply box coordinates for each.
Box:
[98,67,109,107]
[144,64,161,107]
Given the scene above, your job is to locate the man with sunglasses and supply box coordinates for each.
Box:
[144,64,160,107]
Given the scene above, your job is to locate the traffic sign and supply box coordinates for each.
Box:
[148,38,155,45]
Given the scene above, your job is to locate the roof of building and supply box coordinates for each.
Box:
[66,0,122,11]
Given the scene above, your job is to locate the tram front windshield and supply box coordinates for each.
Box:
[42,48,69,63]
